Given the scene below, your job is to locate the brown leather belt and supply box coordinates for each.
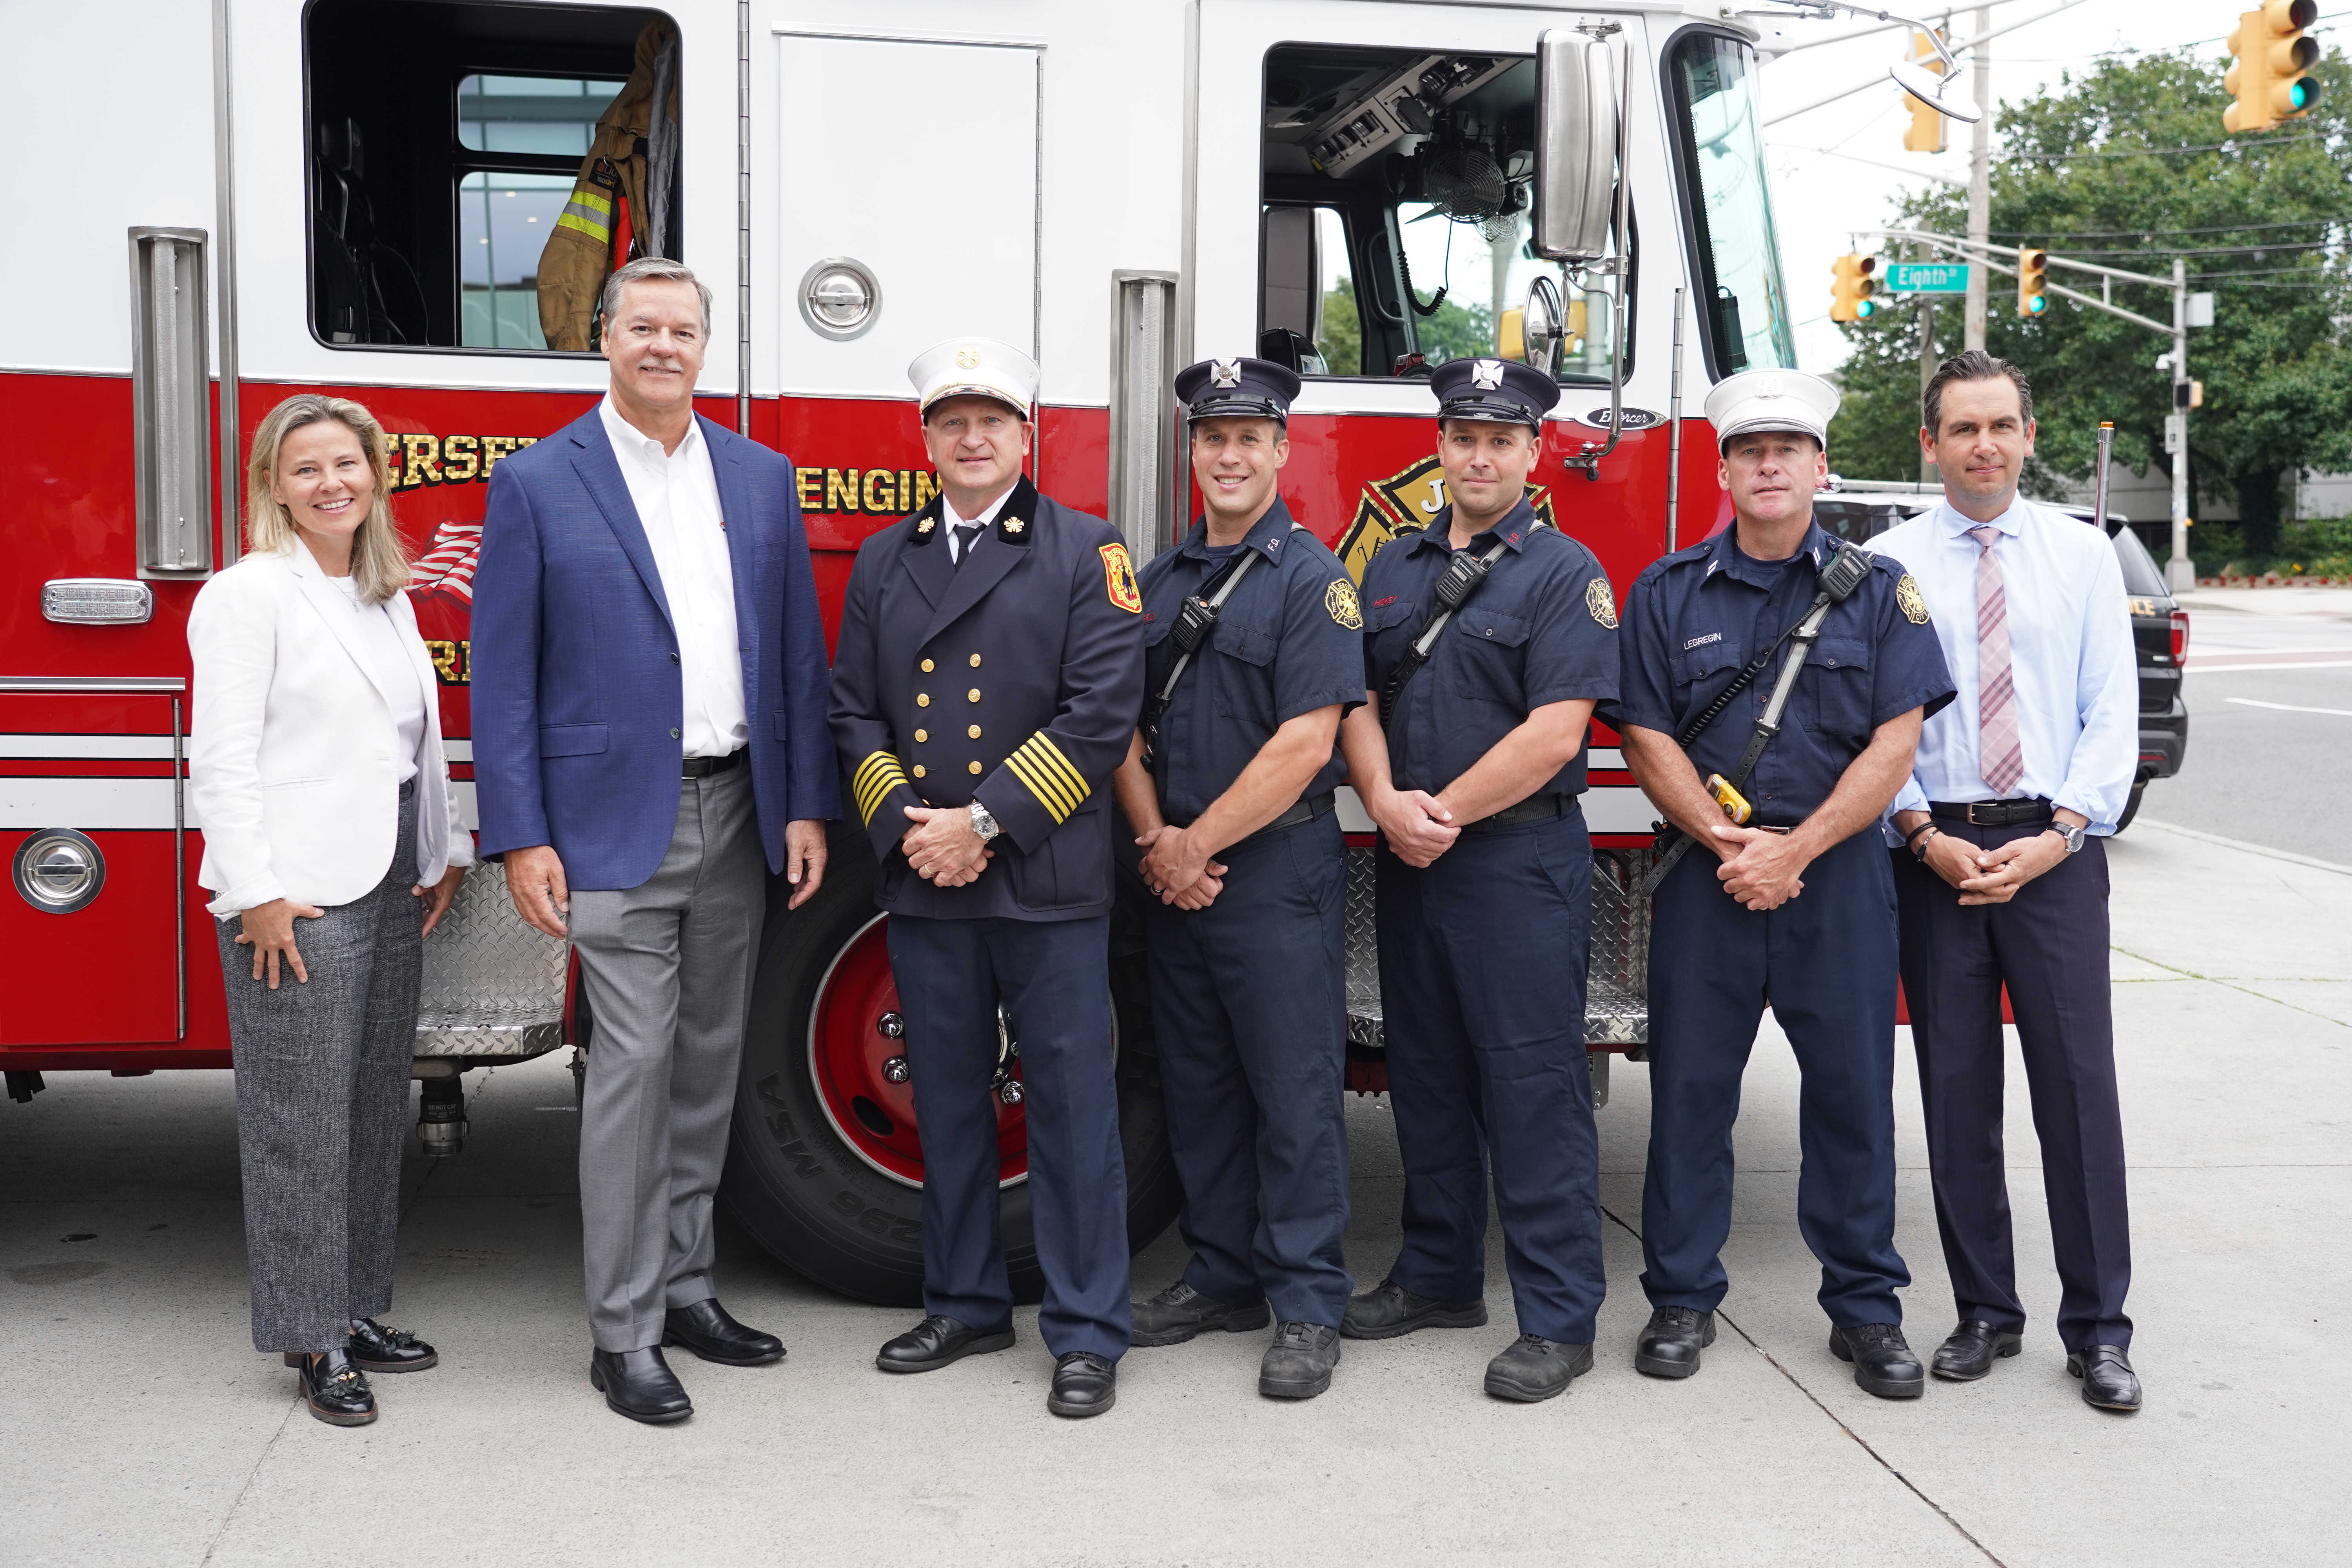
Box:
[682,750,746,779]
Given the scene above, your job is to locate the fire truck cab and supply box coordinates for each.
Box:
[7,0,1800,1304]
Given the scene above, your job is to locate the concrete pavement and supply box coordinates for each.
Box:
[2,823,2345,1567]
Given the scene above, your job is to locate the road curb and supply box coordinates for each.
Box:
[2132,816,2352,877]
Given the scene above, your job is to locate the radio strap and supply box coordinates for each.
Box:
[1377,523,1544,726]
[1140,524,1303,762]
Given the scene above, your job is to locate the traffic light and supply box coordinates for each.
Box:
[1902,33,1949,152]
[2225,0,2321,134]
[2017,247,2049,316]
[1831,253,1879,322]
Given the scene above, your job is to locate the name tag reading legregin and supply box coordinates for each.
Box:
[1882,262,1971,294]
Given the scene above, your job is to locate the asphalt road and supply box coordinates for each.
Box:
[2143,588,2352,863]
[4,621,2347,1566]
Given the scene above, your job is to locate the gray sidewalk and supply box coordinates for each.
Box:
[3,822,2345,1566]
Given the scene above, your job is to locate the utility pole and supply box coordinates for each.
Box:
[2169,256,2192,591]
[1918,244,1940,485]
[1964,4,1991,350]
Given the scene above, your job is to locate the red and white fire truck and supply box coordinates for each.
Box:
[6,0,1804,1303]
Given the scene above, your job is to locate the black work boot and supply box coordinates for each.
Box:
[1829,1323,1926,1399]
[1933,1320,2022,1381]
[1130,1279,1272,1348]
[1258,1322,1342,1399]
[1483,1335,1595,1403]
[1634,1306,1716,1379]
[1340,1279,1488,1341]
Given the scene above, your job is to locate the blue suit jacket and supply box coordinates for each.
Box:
[471,407,838,890]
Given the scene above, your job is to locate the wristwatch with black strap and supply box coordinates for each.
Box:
[2049,820,2087,854]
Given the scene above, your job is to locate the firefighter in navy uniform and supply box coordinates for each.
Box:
[1336,357,1619,1403]
[1613,369,1955,1400]
[828,338,1145,1419]
[1109,357,1364,1400]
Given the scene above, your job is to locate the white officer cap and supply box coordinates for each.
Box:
[907,338,1038,419]
[1703,368,1841,451]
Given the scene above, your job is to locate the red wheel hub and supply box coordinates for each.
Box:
[808,916,1028,1187]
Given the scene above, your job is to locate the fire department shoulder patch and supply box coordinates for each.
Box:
[1586,576,1619,629]
[588,156,620,190]
[1897,573,1930,624]
[1326,577,1363,629]
[1100,543,1142,613]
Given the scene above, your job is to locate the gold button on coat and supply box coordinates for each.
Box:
[921,659,935,672]
[914,729,927,743]
[967,688,981,702]
[968,725,982,739]
[913,765,927,778]
[968,761,983,775]
[917,693,930,707]
[969,654,982,667]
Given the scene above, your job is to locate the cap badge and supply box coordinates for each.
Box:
[955,346,981,370]
[1471,359,1505,390]
[1211,359,1242,387]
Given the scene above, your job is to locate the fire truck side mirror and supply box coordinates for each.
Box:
[1531,31,1620,263]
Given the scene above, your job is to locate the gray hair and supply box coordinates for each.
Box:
[599,256,711,338]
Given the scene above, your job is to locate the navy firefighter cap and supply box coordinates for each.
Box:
[1430,356,1561,430]
[1174,356,1301,424]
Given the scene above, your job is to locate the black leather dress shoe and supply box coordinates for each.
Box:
[589,1346,693,1424]
[1484,1335,1595,1403]
[1259,1322,1342,1399]
[293,1348,376,1426]
[1829,1323,1926,1399]
[345,1319,437,1373]
[1339,1279,1488,1341]
[1049,1351,1117,1417]
[1131,1279,1272,1347]
[1933,1319,2023,1381]
[2068,1345,2143,1412]
[1635,1306,1716,1379]
[875,1314,1016,1374]
[663,1298,785,1367]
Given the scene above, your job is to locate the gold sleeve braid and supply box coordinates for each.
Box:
[852,751,911,827]
[1003,733,1089,825]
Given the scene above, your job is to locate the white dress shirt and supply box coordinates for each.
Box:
[942,484,1015,563]
[599,396,746,757]
[1869,496,2140,835]
[324,574,426,783]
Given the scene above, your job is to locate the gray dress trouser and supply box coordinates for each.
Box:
[569,767,767,1352]
[221,778,421,1355]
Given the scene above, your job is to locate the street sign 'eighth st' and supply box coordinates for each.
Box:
[1882,261,1971,294]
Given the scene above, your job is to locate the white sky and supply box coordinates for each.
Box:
[1757,0,2346,370]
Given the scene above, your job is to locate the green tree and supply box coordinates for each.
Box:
[1318,285,1362,376]
[1826,48,2352,554]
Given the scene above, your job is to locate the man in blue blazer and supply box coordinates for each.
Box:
[472,258,837,1425]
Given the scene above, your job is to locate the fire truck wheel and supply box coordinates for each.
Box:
[719,822,1181,1307]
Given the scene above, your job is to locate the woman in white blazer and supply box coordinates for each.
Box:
[189,394,472,1428]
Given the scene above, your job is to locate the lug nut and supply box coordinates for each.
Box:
[882,1055,911,1084]
[878,1011,906,1038]
[998,1080,1024,1106]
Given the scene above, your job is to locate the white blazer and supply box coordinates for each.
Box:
[188,539,474,918]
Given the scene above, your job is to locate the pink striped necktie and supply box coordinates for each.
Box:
[1969,525,2025,795]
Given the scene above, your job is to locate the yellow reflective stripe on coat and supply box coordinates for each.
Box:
[1005,733,1087,823]
[853,751,910,827]
[555,186,614,243]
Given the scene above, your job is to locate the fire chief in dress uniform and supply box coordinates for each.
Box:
[827,338,1145,1419]
[1110,357,1363,1401]
[1614,368,1954,1400]
[1337,357,1620,1403]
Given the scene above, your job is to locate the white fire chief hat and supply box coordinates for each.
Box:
[907,338,1038,419]
[1703,368,1841,451]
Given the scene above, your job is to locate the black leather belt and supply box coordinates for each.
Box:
[1462,795,1565,834]
[1246,790,1335,840]
[1930,797,2051,826]
[682,750,746,779]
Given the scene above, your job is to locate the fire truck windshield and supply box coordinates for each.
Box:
[1670,32,1797,378]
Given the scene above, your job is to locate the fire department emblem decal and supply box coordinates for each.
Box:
[1211,359,1242,387]
[1100,543,1143,612]
[1325,577,1363,630]
[1471,359,1505,390]
[1897,573,1931,624]
[1586,576,1619,629]
[955,345,982,370]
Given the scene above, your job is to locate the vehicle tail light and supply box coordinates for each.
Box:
[2169,609,2189,664]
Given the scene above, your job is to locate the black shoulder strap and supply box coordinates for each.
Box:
[1139,523,1305,758]
[1377,523,1541,725]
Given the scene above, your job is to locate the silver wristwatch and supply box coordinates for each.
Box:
[967,801,1002,843]
[2051,821,2087,854]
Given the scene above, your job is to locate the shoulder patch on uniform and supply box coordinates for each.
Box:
[1325,577,1363,630]
[1100,543,1142,613]
[1586,577,1619,630]
[588,156,620,190]
[1896,573,1930,625]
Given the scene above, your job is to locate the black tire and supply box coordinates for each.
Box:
[719,820,1181,1306]
[2114,780,2146,833]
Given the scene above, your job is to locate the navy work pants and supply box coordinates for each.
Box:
[1144,812,1352,1327]
[1375,806,1606,1345]
[886,913,1131,1360]
[1642,829,1910,1327]
[1893,823,2132,1352]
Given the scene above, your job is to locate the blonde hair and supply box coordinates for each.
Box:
[245,394,410,604]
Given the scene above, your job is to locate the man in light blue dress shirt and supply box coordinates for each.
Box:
[1867,350,2144,1414]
